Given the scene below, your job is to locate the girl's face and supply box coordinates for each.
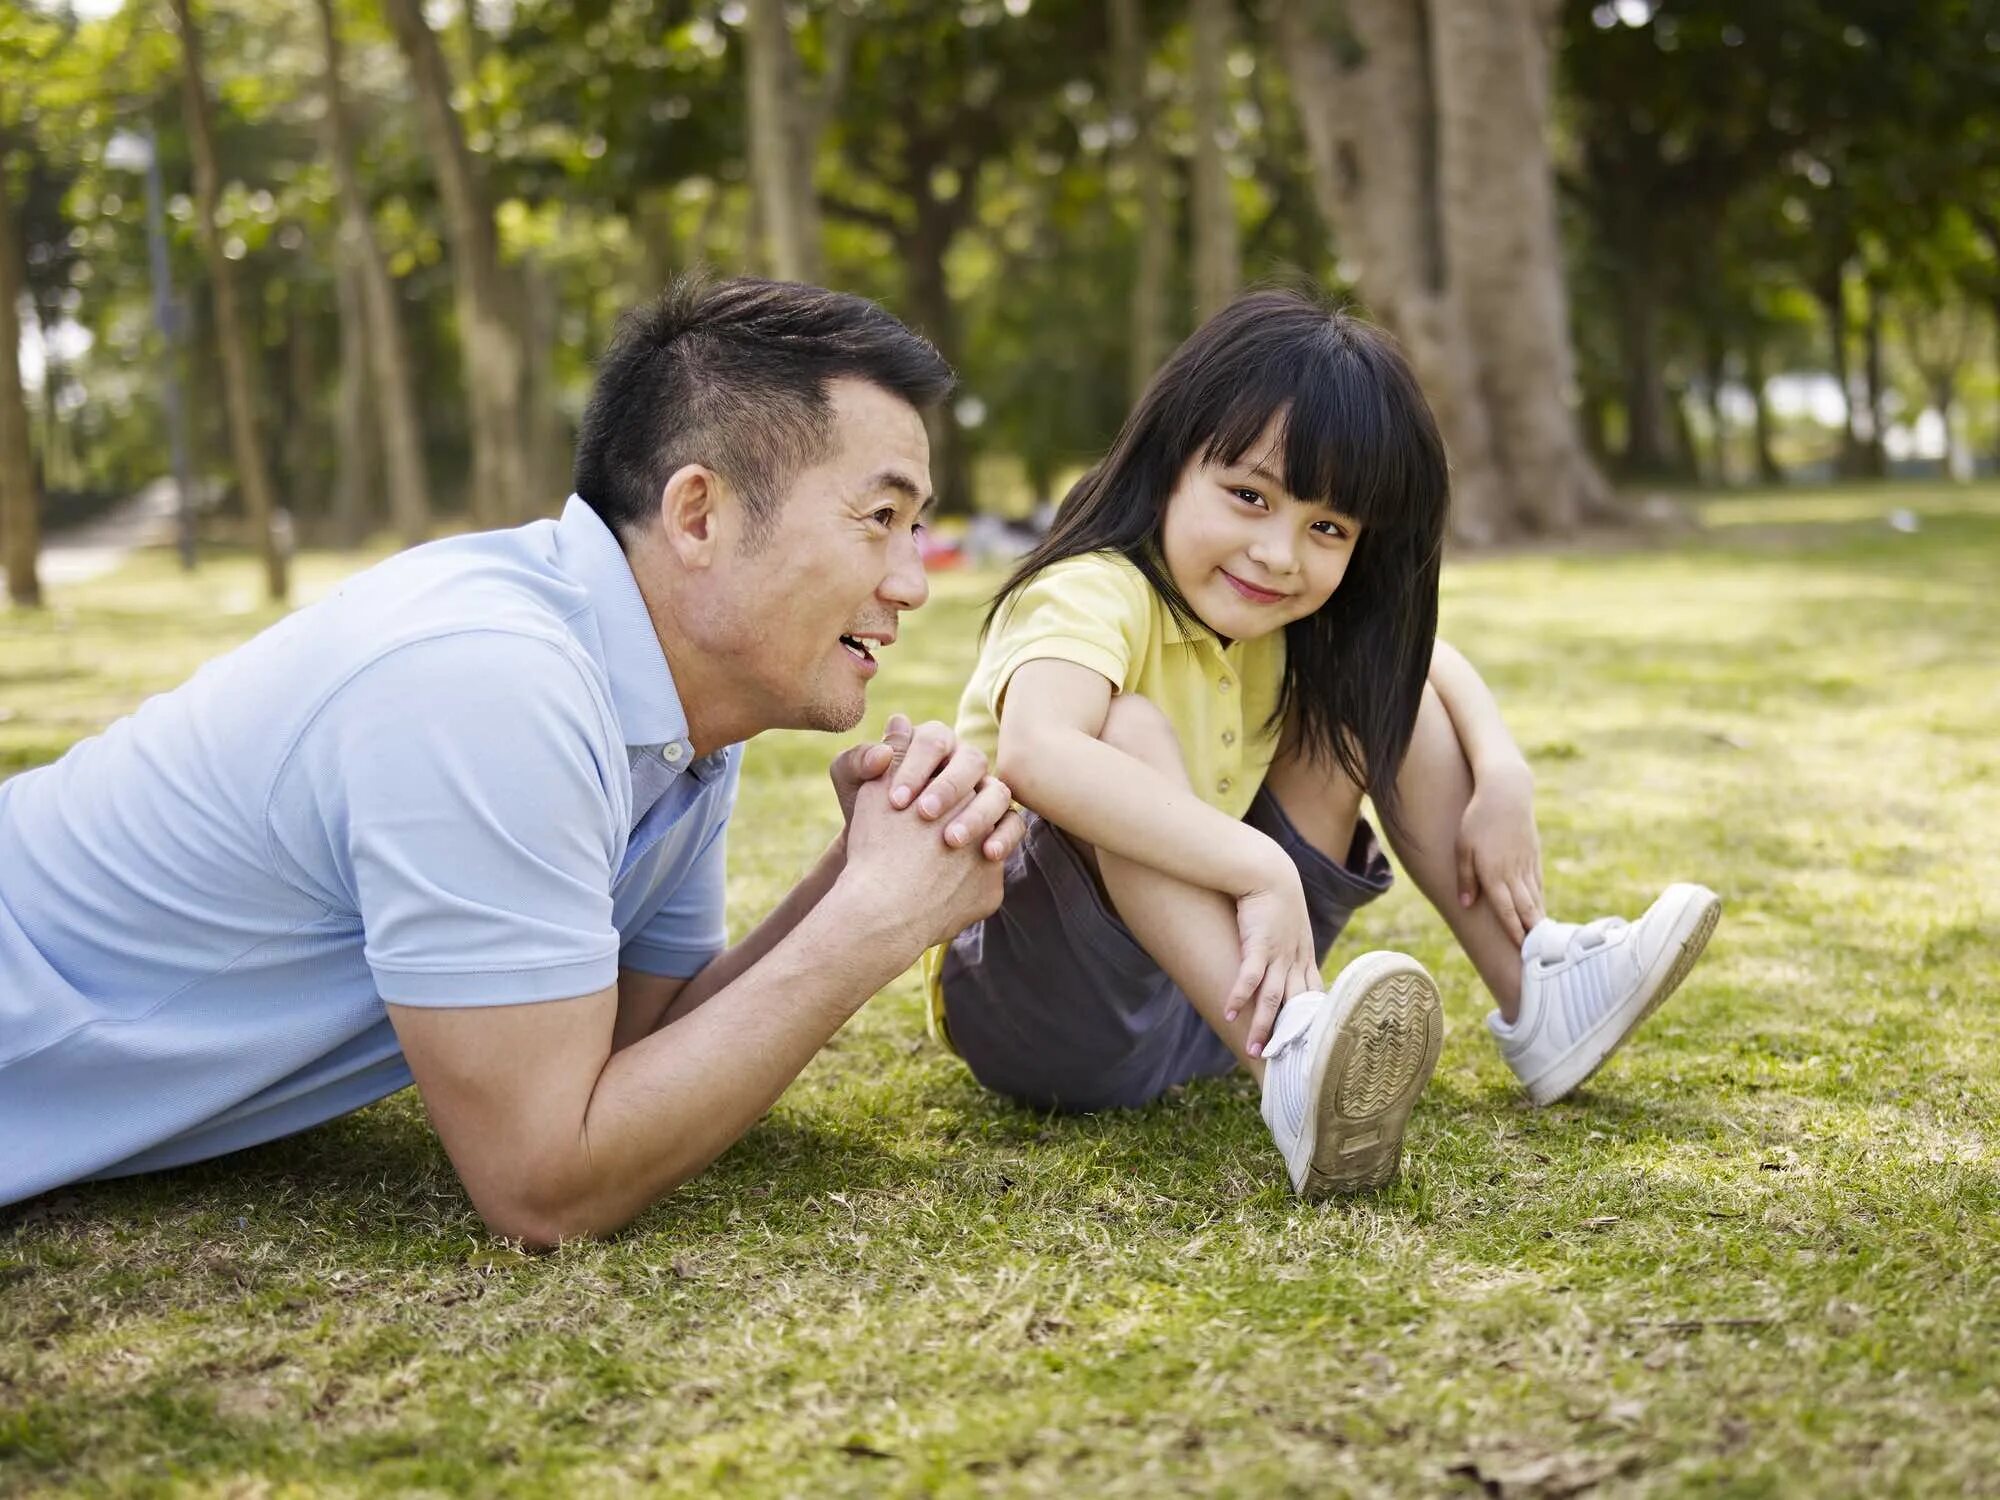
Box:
[1160,419,1363,643]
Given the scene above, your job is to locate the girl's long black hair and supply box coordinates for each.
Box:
[990,287,1451,835]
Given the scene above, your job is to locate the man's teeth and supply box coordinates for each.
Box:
[840,635,874,660]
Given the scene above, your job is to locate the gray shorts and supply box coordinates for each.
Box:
[938,785,1394,1112]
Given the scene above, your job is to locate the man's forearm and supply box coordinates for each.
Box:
[1429,640,1533,783]
[660,832,849,1026]
[564,884,915,1238]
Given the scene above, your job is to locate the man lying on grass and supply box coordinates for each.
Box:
[0,277,1025,1246]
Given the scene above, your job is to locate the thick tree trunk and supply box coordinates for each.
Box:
[170,0,288,602]
[1429,0,1608,531]
[332,245,378,547]
[317,0,431,547]
[0,131,42,608]
[1189,0,1241,320]
[1615,255,1676,476]
[1278,0,1507,542]
[1110,0,1171,397]
[382,0,531,527]
[744,0,823,282]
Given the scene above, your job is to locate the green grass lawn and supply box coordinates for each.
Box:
[3,484,1997,1497]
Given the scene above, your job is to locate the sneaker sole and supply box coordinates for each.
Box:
[1526,885,1722,1107]
[1299,952,1445,1197]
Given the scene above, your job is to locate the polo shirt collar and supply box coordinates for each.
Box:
[555,494,696,755]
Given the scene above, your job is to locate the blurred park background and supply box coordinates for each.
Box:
[3,0,2000,608]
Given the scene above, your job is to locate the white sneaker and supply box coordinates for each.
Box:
[1259,951,1444,1197]
[1489,883,1722,1106]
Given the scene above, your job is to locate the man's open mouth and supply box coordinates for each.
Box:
[839,634,876,664]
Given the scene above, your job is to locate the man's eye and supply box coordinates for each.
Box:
[871,508,897,527]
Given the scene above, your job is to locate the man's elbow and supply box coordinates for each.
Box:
[473,1176,625,1251]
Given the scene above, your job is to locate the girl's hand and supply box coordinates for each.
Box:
[1226,854,1320,1058]
[1456,763,1544,948]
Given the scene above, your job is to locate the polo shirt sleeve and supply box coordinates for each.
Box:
[620,750,740,979]
[288,630,625,1007]
[981,553,1155,720]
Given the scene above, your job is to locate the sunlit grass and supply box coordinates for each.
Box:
[3,484,1997,1495]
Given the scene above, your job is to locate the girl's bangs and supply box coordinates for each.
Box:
[1200,329,1436,535]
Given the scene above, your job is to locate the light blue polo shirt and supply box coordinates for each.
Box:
[0,497,741,1206]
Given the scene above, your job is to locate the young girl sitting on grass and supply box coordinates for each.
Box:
[923,289,1719,1197]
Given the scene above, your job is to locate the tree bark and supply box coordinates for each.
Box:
[904,198,974,515]
[170,0,288,602]
[1745,335,1782,485]
[331,243,378,547]
[1277,0,1506,541]
[0,128,42,607]
[317,0,430,547]
[518,254,570,506]
[744,0,824,282]
[1189,0,1241,320]
[1861,278,1888,478]
[1110,0,1171,397]
[1814,263,1864,478]
[381,0,531,527]
[1428,0,1607,531]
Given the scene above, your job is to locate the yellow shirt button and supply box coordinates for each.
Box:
[1217,777,1232,795]
[1218,678,1233,692]
[1221,729,1236,746]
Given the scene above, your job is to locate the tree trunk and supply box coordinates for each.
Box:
[1745,335,1782,485]
[903,200,974,515]
[332,243,378,548]
[1277,0,1509,542]
[381,0,531,527]
[1428,0,1608,532]
[1814,264,1863,478]
[518,255,570,507]
[1110,0,1171,398]
[284,283,322,530]
[744,0,823,282]
[0,128,42,608]
[170,0,288,602]
[317,0,431,547]
[1700,337,1729,487]
[1614,257,1676,476]
[1189,0,1241,320]
[1861,279,1888,478]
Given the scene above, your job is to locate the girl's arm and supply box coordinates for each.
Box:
[1426,639,1534,785]
[1426,639,1544,941]
[995,658,1293,901]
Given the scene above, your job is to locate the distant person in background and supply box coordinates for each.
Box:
[0,277,1026,1242]
[927,289,1721,1198]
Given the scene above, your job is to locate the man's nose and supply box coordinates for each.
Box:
[881,530,930,610]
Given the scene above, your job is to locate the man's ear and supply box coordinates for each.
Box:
[658,464,726,568]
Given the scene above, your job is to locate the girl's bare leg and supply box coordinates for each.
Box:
[1082,693,1272,1082]
[1265,684,1528,1019]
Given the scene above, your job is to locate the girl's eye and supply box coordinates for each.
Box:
[1231,487,1267,509]
[1311,520,1350,540]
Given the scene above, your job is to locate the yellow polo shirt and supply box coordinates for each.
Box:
[924,550,1287,1043]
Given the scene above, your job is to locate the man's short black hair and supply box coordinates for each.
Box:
[573,274,954,544]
